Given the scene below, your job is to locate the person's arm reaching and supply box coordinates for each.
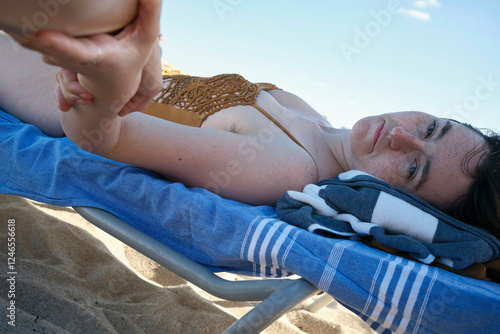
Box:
[23,0,162,156]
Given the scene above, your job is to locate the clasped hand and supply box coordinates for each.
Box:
[14,0,163,116]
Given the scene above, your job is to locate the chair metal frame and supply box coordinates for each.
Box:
[74,206,320,333]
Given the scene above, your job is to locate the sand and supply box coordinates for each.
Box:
[0,194,375,334]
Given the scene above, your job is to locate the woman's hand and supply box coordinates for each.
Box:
[13,0,163,157]
[55,43,162,116]
[54,69,92,112]
[118,42,162,116]
[21,0,162,114]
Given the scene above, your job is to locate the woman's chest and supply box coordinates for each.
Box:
[201,90,333,182]
[201,91,318,138]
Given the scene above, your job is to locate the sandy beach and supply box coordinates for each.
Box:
[0,194,375,333]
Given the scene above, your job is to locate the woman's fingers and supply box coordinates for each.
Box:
[29,0,162,117]
[55,68,93,111]
[136,45,163,103]
[34,30,116,69]
[135,0,162,44]
[117,45,162,116]
[115,0,161,51]
[55,85,72,112]
[62,69,93,99]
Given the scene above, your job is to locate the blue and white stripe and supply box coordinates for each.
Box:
[241,217,299,277]
[362,257,439,333]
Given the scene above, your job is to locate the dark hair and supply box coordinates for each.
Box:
[446,122,500,240]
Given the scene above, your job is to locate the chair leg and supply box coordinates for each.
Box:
[304,293,335,313]
[222,279,319,334]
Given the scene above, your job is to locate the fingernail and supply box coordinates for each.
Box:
[78,93,92,99]
[75,99,91,106]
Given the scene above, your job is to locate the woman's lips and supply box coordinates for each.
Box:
[373,122,385,151]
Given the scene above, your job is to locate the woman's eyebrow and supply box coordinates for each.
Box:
[416,121,453,191]
[436,120,452,141]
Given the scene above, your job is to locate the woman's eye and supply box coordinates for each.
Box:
[409,161,418,178]
[426,121,436,138]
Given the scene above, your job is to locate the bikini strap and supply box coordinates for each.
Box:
[252,104,320,183]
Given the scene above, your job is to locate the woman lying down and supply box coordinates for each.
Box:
[1,0,499,249]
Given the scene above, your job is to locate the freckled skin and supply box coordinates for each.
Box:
[348,111,485,209]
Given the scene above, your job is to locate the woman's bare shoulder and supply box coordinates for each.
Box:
[266,89,329,122]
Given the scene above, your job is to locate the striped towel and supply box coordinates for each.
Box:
[1,109,499,333]
[276,170,500,270]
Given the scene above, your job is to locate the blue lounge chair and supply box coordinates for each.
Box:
[1,109,499,333]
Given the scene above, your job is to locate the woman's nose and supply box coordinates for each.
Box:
[390,127,422,151]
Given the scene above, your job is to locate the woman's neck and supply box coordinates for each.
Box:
[319,124,352,180]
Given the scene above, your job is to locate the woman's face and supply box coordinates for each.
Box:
[349,111,486,209]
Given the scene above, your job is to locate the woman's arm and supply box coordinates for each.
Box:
[25,0,162,154]
[2,0,161,146]
[1,0,161,128]
[8,0,312,205]
[104,112,314,205]
[0,0,138,37]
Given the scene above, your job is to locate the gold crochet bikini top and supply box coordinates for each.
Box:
[141,74,320,182]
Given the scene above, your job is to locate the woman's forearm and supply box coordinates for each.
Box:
[59,103,125,156]
[0,0,138,36]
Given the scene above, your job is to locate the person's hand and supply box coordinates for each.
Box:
[55,43,162,116]
[18,0,162,113]
[118,42,162,116]
[54,69,92,112]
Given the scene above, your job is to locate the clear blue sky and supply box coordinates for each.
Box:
[159,0,500,131]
